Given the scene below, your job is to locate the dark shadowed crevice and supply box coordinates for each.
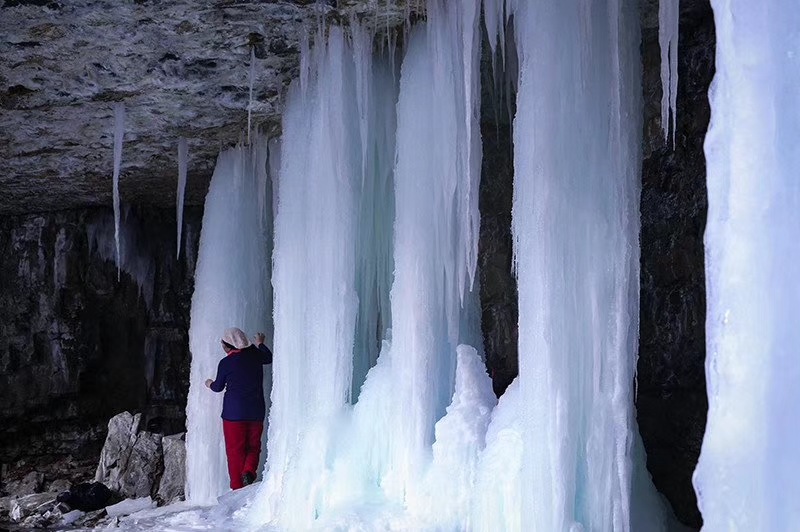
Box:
[637,2,715,528]
[477,17,519,398]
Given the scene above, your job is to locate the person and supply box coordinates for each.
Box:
[205,327,272,490]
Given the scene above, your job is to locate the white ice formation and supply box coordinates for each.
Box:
[178,0,675,529]
[185,136,273,504]
[112,102,125,281]
[693,1,800,530]
[176,137,188,260]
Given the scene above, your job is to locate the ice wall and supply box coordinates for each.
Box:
[694,2,800,529]
[185,137,272,504]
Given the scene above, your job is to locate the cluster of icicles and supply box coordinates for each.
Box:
[181,0,678,530]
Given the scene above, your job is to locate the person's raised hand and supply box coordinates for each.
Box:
[253,332,265,345]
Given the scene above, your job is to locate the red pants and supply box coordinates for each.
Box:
[222,420,263,490]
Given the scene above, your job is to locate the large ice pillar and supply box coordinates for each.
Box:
[185,137,272,504]
[379,0,483,500]
[480,0,667,529]
[694,2,800,529]
[255,26,364,528]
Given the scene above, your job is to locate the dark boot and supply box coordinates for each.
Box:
[241,471,255,487]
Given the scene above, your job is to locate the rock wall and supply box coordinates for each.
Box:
[637,2,714,528]
[0,206,200,471]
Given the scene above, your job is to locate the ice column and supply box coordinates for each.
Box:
[372,0,483,502]
[481,0,667,528]
[659,0,679,144]
[185,137,272,504]
[255,26,364,527]
[176,137,188,260]
[111,102,125,281]
[694,2,800,529]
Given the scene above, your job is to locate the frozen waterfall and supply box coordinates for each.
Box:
[185,136,274,504]
[177,0,671,529]
[240,0,664,529]
[694,1,800,530]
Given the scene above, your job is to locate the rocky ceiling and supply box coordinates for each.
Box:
[0,0,699,216]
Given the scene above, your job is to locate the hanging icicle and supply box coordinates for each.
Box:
[111,102,125,281]
[247,47,256,145]
[176,137,188,260]
[659,0,679,146]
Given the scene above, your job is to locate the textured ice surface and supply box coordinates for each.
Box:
[185,136,273,504]
[694,1,800,529]
[247,3,485,528]
[105,496,157,517]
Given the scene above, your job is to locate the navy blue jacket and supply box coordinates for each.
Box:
[210,344,272,421]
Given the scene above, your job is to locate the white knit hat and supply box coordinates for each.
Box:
[221,327,251,350]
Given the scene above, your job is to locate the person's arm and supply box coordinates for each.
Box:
[205,359,228,392]
[253,332,273,365]
[256,343,273,365]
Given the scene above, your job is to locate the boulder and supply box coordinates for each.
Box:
[118,431,163,498]
[95,412,142,492]
[94,411,168,499]
[157,433,186,503]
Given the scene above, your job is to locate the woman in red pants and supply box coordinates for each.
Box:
[205,327,273,489]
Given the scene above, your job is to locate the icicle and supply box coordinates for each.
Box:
[658,0,679,146]
[247,47,256,145]
[176,137,188,260]
[111,102,125,282]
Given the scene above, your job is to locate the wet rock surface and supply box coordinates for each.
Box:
[157,433,187,504]
[0,0,421,216]
[0,206,201,469]
[637,1,714,528]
